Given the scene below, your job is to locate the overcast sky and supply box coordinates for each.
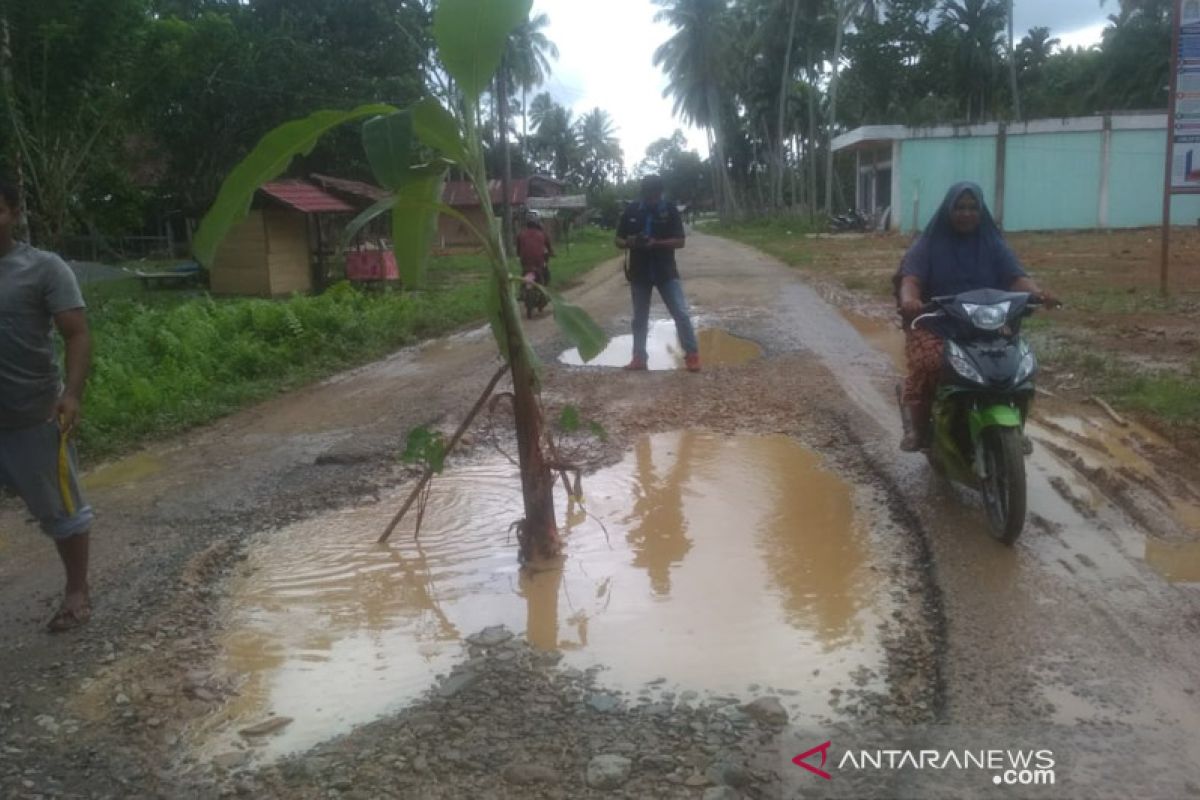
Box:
[529,0,1113,168]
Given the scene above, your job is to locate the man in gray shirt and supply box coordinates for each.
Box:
[0,177,94,632]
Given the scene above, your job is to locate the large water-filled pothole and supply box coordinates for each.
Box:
[559,321,762,369]
[197,432,883,759]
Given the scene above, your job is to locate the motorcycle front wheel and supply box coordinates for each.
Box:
[980,427,1027,544]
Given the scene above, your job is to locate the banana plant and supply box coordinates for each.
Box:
[191,0,607,562]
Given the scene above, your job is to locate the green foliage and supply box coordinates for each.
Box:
[402,426,448,473]
[391,172,449,287]
[192,104,396,266]
[76,280,481,459]
[433,0,535,102]
[549,290,607,362]
[412,99,471,166]
[362,112,415,190]
[557,405,582,433]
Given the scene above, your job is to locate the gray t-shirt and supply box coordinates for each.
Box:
[0,243,86,429]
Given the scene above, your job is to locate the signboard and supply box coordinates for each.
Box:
[1170,0,1200,192]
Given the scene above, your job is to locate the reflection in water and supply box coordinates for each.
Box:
[560,322,762,370]
[201,434,881,760]
[1144,537,1200,583]
[625,434,697,595]
[1039,410,1200,535]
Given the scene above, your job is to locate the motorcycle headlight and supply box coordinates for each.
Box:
[946,341,985,384]
[1014,339,1037,384]
[962,302,1011,331]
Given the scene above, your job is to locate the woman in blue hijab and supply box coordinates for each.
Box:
[896,182,1057,452]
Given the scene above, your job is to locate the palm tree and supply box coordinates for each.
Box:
[532,101,580,181]
[577,107,621,191]
[653,0,740,219]
[940,0,1006,122]
[825,0,890,215]
[1007,0,1020,119]
[506,13,559,162]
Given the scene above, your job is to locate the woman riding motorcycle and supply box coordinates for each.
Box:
[896,182,1058,452]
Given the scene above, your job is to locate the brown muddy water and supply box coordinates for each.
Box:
[195,432,885,759]
[559,321,762,370]
[840,311,906,373]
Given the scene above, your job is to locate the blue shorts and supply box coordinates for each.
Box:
[0,421,93,540]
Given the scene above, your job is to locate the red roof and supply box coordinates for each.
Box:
[260,180,354,214]
[309,173,389,204]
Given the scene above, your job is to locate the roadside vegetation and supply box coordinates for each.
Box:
[711,223,1200,436]
[77,229,613,461]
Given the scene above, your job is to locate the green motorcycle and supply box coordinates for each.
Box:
[905,289,1044,544]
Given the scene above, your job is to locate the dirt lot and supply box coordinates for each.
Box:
[2,233,1199,799]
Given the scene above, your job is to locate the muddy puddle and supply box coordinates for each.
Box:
[1143,537,1200,583]
[840,311,906,372]
[82,452,166,492]
[1034,408,1200,534]
[197,432,884,759]
[559,321,762,369]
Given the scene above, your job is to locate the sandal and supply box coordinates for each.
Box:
[46,603,91,633]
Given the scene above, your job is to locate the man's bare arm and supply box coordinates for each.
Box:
[52,309,91,434]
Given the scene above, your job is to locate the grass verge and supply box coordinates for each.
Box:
[78,228,614,461]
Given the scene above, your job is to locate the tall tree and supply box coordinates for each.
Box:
[577,108,621,191]
[506,12,559,163]
[654,0,741,219]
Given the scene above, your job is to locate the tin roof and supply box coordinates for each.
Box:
[309,173,390,204]
[260,180,355,214]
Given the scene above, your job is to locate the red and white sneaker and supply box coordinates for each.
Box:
[684,353,701,372]
[623,357,648,371]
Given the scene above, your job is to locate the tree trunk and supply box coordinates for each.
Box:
[498,56,514,254]
[491,246,558,561]
[522,86,529,166]
[775,0,801,212]
[0,13,28,242]
[708,86,739,221]
[824,5,846,216]
[806,65,818,222]
[1008,0,1021,120]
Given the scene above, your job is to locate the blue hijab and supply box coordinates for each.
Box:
[899,182,1026,301]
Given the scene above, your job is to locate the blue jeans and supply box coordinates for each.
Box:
[631,279,698,360]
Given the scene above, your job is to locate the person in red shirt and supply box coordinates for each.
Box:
[516,211,554,288]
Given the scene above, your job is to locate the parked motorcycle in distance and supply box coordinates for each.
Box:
[903,289,1047,544]
[829,209,870,232]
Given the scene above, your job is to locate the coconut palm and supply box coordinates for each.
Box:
[577,107,621,191]
[940,0,1006,122]
[506,13,559,161]
[653,0,740,219]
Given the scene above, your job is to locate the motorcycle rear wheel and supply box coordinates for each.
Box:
[980,427,1027,544]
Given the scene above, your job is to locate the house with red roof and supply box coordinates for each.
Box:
[210,180,355,297]
[438,175,567,247]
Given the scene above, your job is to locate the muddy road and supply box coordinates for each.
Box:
[2,234,1199,799]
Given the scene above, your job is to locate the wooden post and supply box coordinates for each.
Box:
[994,122,1008,230]
[1163,0,1183,297]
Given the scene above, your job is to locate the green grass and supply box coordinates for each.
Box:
[77,230,614,461]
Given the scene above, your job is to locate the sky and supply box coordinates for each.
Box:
[529,0,1114,169]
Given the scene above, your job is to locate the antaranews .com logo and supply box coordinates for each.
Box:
[794,741,1056,787]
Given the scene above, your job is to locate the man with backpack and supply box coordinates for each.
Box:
[615,175,700,372]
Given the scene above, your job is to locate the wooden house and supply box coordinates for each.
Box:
[210,181,354,297]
